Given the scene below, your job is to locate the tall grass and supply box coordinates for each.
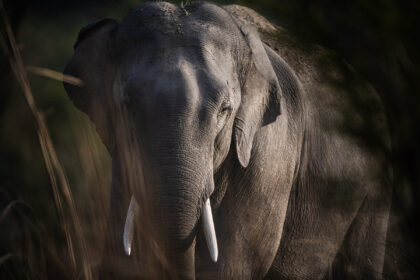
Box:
[0,2,173,277]
[0,1,92,278]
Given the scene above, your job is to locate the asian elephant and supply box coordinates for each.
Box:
[63,2,391,279]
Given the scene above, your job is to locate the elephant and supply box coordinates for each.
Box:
[63,2,391,279]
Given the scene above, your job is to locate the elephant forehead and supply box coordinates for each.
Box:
[124,58,199,102]
[115,2,239,55]
[122,55,232,107]
[122,1,237,32]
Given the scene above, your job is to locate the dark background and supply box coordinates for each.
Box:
[1,0,419,278]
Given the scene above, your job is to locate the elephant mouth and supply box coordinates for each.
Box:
[122,195,219,262]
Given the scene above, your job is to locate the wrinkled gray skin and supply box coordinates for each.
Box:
[64,2,391,279]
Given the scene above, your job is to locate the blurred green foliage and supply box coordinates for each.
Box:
[0,0,419,278]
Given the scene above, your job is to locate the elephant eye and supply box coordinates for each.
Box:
[219,101,231,116]
[216,101,231,132]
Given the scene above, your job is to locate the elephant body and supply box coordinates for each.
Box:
[64,2,391,279]
[225,6,391,279]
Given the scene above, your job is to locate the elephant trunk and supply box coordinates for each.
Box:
[122,151,217,278]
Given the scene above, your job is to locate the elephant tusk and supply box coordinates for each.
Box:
[202,198,218,262]
[123,196,139,256]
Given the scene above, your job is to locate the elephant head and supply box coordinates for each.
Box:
[64,2,282,278]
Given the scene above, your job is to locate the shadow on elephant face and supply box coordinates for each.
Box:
[63,1,282,276]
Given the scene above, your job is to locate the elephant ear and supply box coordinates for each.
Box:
[63,18,119,151]
[234,24,282,167]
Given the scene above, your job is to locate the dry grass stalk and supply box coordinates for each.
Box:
[0,1,92,279]
[26,65,84,86]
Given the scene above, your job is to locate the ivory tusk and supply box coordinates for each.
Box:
[123,196,139,256]
[202,198,218,262]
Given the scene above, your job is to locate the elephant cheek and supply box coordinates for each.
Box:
[213,124,234,171]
